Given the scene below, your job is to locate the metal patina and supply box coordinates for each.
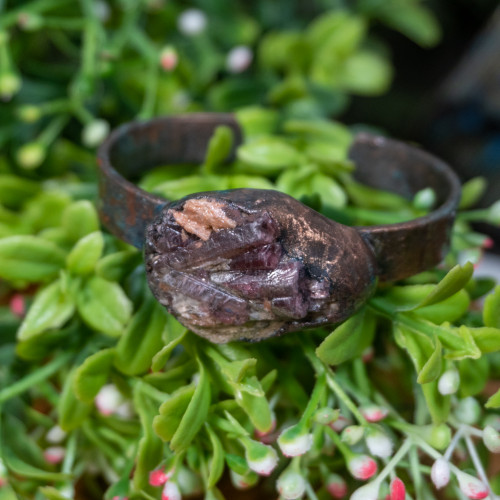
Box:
[97,113,461,343]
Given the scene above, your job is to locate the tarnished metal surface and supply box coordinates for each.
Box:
[97,113,461,342]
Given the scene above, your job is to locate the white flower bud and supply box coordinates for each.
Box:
[226,46,253,73]
[162,481,181,500]
[455,470,489,499]
[46,425,66,444]
[438,369,460,395]
[95,384,124,416]
[349,481,379,500]
[455,397,481,425]
[277,424,313,457]
[177,9,207,36]
[277,470,306,500]
[244,440,278,476]
[483,425,500,453]
[347,454,377,480]
[82,119,110,148]
[431,458,450,489]
[365,427,393,458]
[43,446,65,464]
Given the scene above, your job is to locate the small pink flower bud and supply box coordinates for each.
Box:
[162,481,181,500]
[277,424,313,457]
[483,425,500,453]
[483,237,494,249]
[350,481,380,500]
[341,425,364,446]
[46,425,66,444]
[347,454,378,480]
[360,405,389,423]
[9,294,25,317]
[177,9,207,36]
[0,458,7,486]
[330,415,351,432]
[159,46,178,72]
[244,440,278,476]
[95,384,124,416]
[390,477,406,500]
[438,370,460,395]
[365,427,393,458]
[149,468,168,487]
[277,469,306,500]
[361,346,374,363]
[112,497,128,500]
[455,471,489,499]
[431,458,450,489]
[226,46,253,73]
[326,473,347,498]
[43,446,65,464]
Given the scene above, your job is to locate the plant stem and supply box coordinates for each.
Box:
[464,432,497,499]
[0,0,73,29]
[325,373,367,425]
[375,438,412,484]
[0,351,72,403]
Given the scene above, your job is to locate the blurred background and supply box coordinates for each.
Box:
[1,0,499,242]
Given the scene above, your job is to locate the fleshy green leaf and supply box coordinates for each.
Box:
[316,308,375,365]
[237,137,301,174]
[395,324,442,384]
[62,200,100,242]
[468,326,500,354]
[151,328,187,372]
[73,348,115,403]
[77,276,132,337]
[458,357,489,398]
[486,389,500,409]
[460,177,487,209]
[417,337,442,384]
[58,370,92,432]
[422,380,451,424]
[203,125,234,174]
[66,231,104,275]
[170,360,211,452]
[484,286,500,328]
[234,377,272,433]
[133,383,163,492]
[17,279,75,341]
[3,450,70,482]
[0,235,66,281]
[153,385,196,442]
[95,249,141,282]
[206,424,225,489]
[115,296,168,375]
[0,174,40,209]
[417,263,473,308]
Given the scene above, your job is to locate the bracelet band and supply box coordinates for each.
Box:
[97,113,461,342]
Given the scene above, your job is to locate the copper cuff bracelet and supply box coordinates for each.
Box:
[97,113,461,343]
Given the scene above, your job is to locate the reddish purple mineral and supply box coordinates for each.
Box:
[145,189,377,343]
